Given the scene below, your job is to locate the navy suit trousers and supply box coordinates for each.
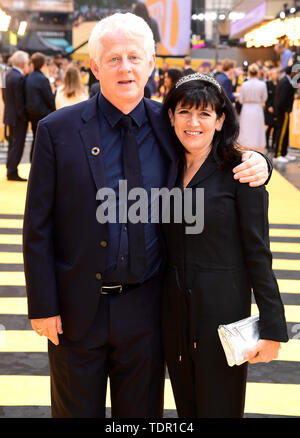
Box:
[6,120,28,175]
[48,276,165,418]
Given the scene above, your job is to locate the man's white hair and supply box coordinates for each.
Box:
[88,12,155,66]
[10,50,29,67]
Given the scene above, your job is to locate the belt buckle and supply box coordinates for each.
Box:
[101,285,123,295]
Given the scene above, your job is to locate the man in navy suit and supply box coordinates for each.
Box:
[3,50,29,181]
[25,52,55,162]
[23,13,271,418]
[215,58,237,103]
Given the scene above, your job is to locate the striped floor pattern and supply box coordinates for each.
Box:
[0,164,300,418]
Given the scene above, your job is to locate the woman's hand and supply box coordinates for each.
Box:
[244,339,281,364]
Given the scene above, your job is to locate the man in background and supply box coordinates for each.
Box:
[273,65,297,164]
[274,44,293,75]
[3,50,29,181]
[215,58,237,103]
[182,56,194,76]
[25,52,55,162]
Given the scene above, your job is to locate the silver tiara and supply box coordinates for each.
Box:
[175,73,222,92]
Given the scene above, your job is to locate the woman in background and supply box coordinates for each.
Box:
[163,69,182,101]
[237,63,268,150]
[55,66,88,110]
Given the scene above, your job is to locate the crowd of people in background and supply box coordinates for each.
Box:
[0,42,299,181]
[1,50,92,180]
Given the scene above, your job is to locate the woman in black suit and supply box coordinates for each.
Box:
[161,73,288,418]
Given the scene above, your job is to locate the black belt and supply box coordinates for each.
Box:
[100,276,158,295]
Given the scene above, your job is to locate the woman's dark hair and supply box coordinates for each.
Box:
[165,68,183,88]
[163,79,242,168]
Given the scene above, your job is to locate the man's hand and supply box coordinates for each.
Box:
[31,315,63,346]
[244,339,281,364]
[233,150,269,187]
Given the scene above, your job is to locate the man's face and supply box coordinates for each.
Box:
[22,60,31,76]
[91,31,155,111]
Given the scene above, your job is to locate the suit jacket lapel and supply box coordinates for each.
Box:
[79,94,106,191]
[80,96,179,192]
[187,152,219,188]
[144,98,178,189]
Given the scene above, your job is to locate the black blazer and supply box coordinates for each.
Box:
[162,151,288,345]
[274,76,295,115]
[25,70,55,120]
[23,94,178,341]
[3,67,26,127]
[265,80,277,126]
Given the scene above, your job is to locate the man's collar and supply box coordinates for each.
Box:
[12,66,24,75]
[98,94,146,128]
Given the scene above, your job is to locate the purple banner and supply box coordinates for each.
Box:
[230,1,267,38]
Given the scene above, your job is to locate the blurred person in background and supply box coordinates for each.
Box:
[3,50,30,181]
[158,62,170,97]
[265,69,279,150]
[47,58,59,93]
[237,63,268,150]
[132,2,160,98]
[132,2,161,47]
[163,68,182,100]
[25,52,55,162]
[182,56,194,76]
[212,61,222,78]
[273,65,297,163]
[215,59,237,103]
[55,66,88,110]
[274,44,293,76]
[197,62,211,74]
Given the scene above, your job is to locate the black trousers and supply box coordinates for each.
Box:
[48,277,165,418]
[6,120,28,176]
[265,123,277,149]
[275,112,290,158]
[162,288,248,418]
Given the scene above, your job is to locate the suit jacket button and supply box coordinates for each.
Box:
[100,241,107,248]
[96,273,102,280]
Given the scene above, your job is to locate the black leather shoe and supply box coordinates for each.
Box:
[7,174,27,182]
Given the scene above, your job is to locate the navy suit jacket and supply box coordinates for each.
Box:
[25,70,55,120]
[23,94,178,341]
[216,72,236,103]
[3,68,27,127]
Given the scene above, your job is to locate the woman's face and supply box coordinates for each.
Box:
[164,73,172,90]
[168,102,225,154]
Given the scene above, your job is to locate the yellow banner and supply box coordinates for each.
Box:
[143,0,192,56]
[9,32,17,46]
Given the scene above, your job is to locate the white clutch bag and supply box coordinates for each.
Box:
[218,315,260,367]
